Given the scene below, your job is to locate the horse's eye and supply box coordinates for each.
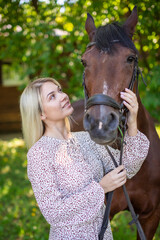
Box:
[127,56,135,64]
[81,59,87,67]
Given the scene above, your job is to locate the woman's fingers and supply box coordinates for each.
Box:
[120,89,138,136]
[120,89,138,109]
[124,88,135,95]
[123,101,137,112]
[120,88,137,100]
[120,88,138,131]
[115,165,125,173]
[109,166,126,182]
[119,178,127,186]
[99,165,127,193]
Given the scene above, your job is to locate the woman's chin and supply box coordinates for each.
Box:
[67,106,74,116]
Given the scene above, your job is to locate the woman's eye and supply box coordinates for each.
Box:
[59,88,63,92]
[50,94,55,100]
[127,56,135,63]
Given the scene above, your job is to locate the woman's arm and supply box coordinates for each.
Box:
[89,88,149,179]
[27,146,105,227]
[95,129,149,179]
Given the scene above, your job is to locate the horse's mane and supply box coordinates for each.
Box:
[95,22,138,54]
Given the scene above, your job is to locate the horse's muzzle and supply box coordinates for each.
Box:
[83,110,119,145]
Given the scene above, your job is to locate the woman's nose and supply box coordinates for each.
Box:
[60,92,68,102]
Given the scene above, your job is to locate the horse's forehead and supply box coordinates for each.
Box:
[83,45,134,60]
[83,45,135,97]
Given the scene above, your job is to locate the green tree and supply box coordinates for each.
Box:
[0,0,159,120]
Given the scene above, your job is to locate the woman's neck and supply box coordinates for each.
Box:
[44,120,71,140]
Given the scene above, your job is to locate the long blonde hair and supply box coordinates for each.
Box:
[20,77,70,149]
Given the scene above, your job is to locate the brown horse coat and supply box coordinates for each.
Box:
[71,7,160,240]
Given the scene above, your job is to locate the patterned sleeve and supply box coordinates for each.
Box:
[27,146,105,227]
[91,130,150,179]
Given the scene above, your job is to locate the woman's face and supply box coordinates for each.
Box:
[40,81,74,123]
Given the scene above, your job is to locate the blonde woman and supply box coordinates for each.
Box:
[20,77,149,240]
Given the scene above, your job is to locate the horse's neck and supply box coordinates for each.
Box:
[137,95,158,140]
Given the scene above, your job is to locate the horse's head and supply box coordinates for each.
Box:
[82,6,138,145]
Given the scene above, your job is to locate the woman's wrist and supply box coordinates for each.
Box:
[99,179,108,194]
[127,122,138,136]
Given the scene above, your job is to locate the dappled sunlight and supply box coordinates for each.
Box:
[26,189,34,197]
[111,211,136,240]
[156,125,160,137]
[0,138,25,148]
[1,178,12,196]
[0,138,50,239]
[1,165,10,174]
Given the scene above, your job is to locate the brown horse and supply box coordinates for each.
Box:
[71,7,160,240]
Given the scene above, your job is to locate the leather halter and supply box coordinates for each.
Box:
[82,42,147,240]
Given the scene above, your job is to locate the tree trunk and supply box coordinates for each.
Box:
[31,0,38,12]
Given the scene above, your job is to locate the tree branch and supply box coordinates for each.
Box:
[31,0,38,13]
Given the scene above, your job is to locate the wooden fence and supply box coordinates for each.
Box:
[0,86,22,133]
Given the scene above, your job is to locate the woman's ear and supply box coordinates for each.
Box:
[40,113,46,120]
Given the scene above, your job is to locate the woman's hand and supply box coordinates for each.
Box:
[99,165,127,193]
[120,88,138,136]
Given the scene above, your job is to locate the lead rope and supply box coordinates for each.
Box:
[98,116,146,240]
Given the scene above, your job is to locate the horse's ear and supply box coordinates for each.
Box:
[85,13,96,42]
[123,6,138,39]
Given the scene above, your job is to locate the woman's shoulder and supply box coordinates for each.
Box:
[27,137,45,158]
[27,136,59,159]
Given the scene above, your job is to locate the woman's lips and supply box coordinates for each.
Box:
[63,101,71,108]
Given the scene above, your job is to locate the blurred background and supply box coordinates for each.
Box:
[0,0,159,239]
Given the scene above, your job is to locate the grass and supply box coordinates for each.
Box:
[0,125,160,239]
[155,124,160,137]
[0,139,49,240]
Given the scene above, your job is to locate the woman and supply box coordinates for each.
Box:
[20,77,149,240]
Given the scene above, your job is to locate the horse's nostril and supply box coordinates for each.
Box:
[104,112,119,131]
[90,115,95,127]
[85,113,89,120]
[83,113,92,131]
[83,113,97,131]
[109,113,119,130]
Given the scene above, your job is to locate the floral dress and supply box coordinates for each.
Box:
[27,130,149,240]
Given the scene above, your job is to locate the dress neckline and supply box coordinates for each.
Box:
[41,132,75,143]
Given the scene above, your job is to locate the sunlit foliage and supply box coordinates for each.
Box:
[0,0,159,120]
[0,138,49,239]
